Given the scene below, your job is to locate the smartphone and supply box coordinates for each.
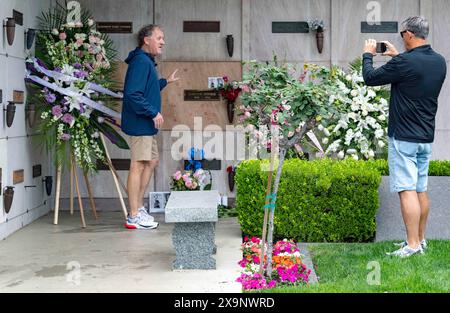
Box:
[376,42,387,54]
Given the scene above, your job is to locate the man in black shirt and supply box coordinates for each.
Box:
[362,16,446,257]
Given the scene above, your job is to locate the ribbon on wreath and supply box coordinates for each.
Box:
[185,147,205,171]
[25,57,122,119]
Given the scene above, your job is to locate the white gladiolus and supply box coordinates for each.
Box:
[350,89,358,97]
[318,124,324,131]
[323,128,330,137]
[352,154,359,160]
[337,151,345,159]
[347,149,357,155]
[368,150,375,158]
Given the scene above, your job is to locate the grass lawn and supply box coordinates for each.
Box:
[262,240,450,293]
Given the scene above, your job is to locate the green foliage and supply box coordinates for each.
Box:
[235,159,381,242]
[218,205,238,218]
[367,159,450,176]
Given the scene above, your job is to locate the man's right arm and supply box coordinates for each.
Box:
[362,53,404,86]
[124,58,158,118]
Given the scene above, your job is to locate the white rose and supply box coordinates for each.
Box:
[66,22,75,28]
[88,19,94,27]
[368,150,375,158]
[375,129,384,139]
[378,115,386,121]
[323,128,330,137]
[337,151,345,159]
[346,75,352,81]
[52,28,59,35]
[351,90,358,97]
[347,149,357,155]
[352,154,359,160]
[378,140,386,148]
[318,124,324,131]
[322,138,329,145]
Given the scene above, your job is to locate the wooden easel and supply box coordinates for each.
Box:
[53,134,128,228]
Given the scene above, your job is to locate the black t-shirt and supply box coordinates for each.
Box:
[362,45,447,143]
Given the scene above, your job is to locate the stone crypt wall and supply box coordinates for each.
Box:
[0,0,54,240]
[2,0,441,216]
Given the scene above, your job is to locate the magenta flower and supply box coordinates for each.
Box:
[62,113,74,125]
[51,105,63,118]
[60,133,71,141]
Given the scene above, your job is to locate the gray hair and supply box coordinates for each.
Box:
[138,24,161,47]
[401,16,429,39]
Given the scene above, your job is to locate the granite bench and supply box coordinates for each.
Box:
[165,190,219,270]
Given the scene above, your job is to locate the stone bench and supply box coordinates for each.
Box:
[165,190,219,270]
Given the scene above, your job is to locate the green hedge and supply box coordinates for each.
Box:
[367,159,450,176]
[236,159,381,243]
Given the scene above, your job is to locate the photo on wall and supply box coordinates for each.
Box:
[149,191,171,213]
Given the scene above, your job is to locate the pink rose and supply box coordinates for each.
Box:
[185,180,193,189]
[242,85,250,93]
[59,32,67,40]
[173,171,182,180]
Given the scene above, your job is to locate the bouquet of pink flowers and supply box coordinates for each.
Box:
[170,169,211,191]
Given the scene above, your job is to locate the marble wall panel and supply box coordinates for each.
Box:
[155,0,242,61]
[78,0,154,61]
[432,0,450,61]
[431,130,450,160]
[159,61,242,130]
[0,0,27,58]
[249,0,331,62]
[0,56,7,139]
[436,63,450,131]
[0,138,7,223]
[333,0,420,63]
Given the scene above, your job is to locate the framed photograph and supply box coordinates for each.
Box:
[149,191,171,213]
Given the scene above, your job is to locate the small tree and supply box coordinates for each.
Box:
[238,57,335,277]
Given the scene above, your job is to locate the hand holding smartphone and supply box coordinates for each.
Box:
[376,42,387,54]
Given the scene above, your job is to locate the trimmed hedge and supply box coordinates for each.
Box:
[236,159,381,243]
[367,159,450,176]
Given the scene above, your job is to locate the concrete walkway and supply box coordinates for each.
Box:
[0,212,242,293]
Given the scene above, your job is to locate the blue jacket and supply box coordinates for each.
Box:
[121,47,167,136]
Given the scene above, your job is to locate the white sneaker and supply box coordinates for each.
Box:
[386,245,423,258]
[125,211,158,229]
[394,239,427,251]
[138,206,155,222]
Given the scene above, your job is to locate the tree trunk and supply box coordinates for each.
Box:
[266,148,287,278]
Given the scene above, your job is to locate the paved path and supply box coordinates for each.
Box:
[0,212,242,293]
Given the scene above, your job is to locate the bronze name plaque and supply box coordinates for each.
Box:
[361,21,398,33]
[32,164,42,178]
[13,10,23,26]
[183,21,220,33]
[272,22,309,33]
[184,90,220,101]
[96,22,133,33]
[13,90,24,104]
[13,170,24,185]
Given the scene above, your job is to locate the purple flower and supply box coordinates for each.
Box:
[74,70,88,79]
[45,92,56,104]
[73,62,82,70]
[62,113,74,125]
[51,105,63,118]
[53,67,62,73]
[36,58,48,69]
[60,133,71,141]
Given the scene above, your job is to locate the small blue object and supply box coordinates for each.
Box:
[185,147,205,171]
[263,193,277,210]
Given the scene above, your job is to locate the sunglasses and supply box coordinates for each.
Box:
[400,30,414,38]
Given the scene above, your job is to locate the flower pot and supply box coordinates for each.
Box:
[6,102,16,128]
[26,28,36,50]
[315,31,324,54]
[43,176,53,196]
[4,18,15,46]
[226,34,234,58]
[227,100,235,124]
[3,186,14,214]
[228,170,235,192]
[26,103,36,128]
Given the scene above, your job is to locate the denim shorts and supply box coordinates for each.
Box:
[388,137,432,193]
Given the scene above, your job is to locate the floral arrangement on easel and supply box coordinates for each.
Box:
[26,1,129,172]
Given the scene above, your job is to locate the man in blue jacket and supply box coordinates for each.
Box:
[362,16,446,257]
[122,24,179,229]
